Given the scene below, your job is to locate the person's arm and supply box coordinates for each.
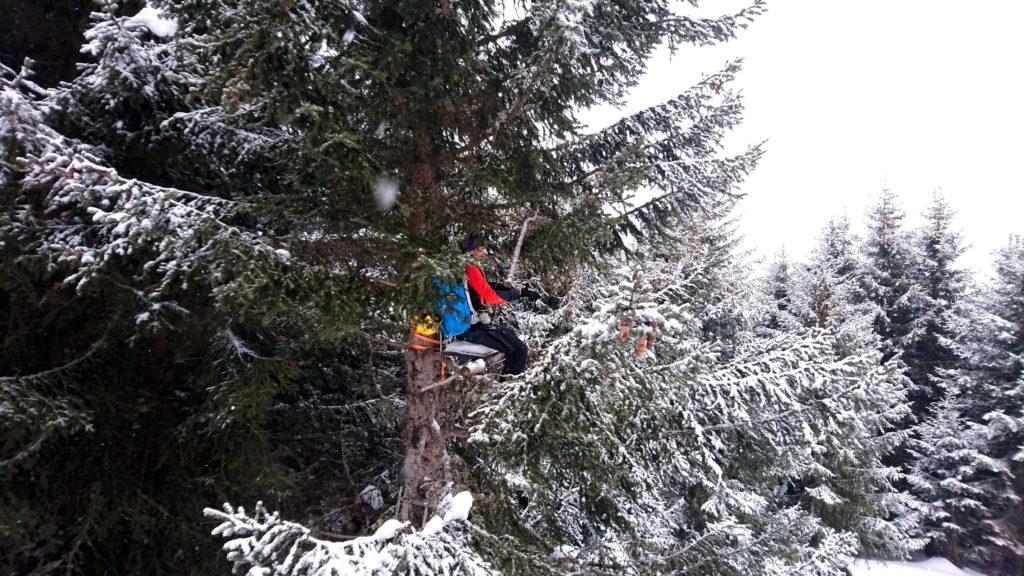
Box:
[495,283,539,302]
[494,286,520,302]
[465,265,509,305]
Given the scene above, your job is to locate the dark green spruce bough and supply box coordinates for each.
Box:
[0,0,931,574]
[0,24,373,576]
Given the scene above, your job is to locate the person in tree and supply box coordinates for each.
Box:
[455,234,538,375]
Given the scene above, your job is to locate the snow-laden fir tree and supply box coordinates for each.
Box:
[860,187,937,438]
[906,371,1012,570]
[1,16,379,574]
[821,215,860,279]
[903,191,970,407]
[761,248,802,332]
[859,188,928,406]
[953,236,1024,574]
[466,202,919,574]
[759,217,919,558]
[896,193,1014,570]
[787,216,877,357]
[965,236,1024,433]
[2,0,768,574]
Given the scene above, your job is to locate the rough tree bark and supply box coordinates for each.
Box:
[398,344,451,525]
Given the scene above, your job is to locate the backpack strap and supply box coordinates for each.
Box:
[462,276,475,321]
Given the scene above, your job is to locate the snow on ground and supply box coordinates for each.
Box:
[849,558,989,576]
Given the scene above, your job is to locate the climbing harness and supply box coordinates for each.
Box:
[463,277,492,325]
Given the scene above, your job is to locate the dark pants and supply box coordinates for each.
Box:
[457,323,528,375]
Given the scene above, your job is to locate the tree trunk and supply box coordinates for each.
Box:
[398,345,450,525]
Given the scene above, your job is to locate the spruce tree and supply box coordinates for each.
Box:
[955,236,1024,574]
[762,249,801,333]
[788,217,877,356]
[1,23,370,574]
[906,372,1009,568]
[859,188,927,403]
[765,218,919,557]
[2,0,767,573]
[821,215,860,279]
[896,193,1012,569]
[903,191,970,407]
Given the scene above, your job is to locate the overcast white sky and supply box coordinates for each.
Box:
[582,1,1024,272]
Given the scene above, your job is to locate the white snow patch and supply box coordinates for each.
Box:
[551,545,577,560]
[359,485,383,510]
[664,318,684,332]
[131,6,178,38]
[577,319,609,338]
[464,358,486,375]
[420,516,444,536]
[848,558,989,576]
[806,485,844,505]
[317,40,339,59]
[373,176,399,211]
[371,518,407,541]
[578,358,600,376]
[442,491,473,523]
[419,491,474,536]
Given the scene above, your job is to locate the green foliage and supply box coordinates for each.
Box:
[2,0,767,573]
[457,207,916,574]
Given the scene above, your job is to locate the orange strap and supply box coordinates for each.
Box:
[408,330,446,387]
[410,332,441,345]
[408,331,441,350]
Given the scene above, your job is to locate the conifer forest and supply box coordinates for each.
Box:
[2,2,1022,575]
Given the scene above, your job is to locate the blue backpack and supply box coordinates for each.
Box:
[434,278,472,337]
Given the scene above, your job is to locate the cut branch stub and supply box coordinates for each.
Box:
[635,332,648,357]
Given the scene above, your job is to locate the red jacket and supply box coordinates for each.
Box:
[465,264,508,305]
